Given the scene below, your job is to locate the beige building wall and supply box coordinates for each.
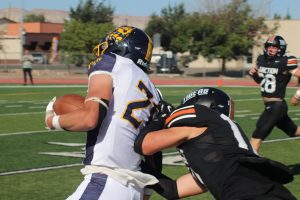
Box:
[264,20,300,58]
[0,36,21,60]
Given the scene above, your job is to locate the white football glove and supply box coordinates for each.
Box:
[45,97,56,129]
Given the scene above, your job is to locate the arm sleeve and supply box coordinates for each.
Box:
[252,73,262,84]
[148,173,179,200]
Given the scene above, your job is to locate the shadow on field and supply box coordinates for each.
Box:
[288,164,300,175]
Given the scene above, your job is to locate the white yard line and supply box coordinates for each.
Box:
[5,105,23,108]
[0,112,44,116]
[0,85,86,88]
[263,137,300,143]
[0,130,56,136]
[236,110,251,113]
[29,106,45,109]
[0,163,82,176]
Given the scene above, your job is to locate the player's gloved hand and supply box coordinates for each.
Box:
[45,97,56,129]
[157,100,174,118]
[249,66,258,76]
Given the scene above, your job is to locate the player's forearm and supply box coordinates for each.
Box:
[138,128,189,156]
[46,104,100,132]
[176,173,207,198]
[59,109,99,131]
[291,88,300,106]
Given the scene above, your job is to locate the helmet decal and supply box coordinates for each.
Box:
[92,26,153,71]
[107,26,134,43]
[267,35,276,43]
[180,87,234,120]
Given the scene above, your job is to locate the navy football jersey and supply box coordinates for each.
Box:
[164,104,256,199]
[256,55,298,99]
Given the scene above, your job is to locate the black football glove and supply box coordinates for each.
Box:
[157,100,174,119]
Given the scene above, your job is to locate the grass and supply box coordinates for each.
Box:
[0,85,299,200]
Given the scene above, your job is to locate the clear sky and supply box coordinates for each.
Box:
[1,0,299,19]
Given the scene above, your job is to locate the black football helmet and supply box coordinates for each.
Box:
[180,87,234,119]
[264,35,287,57]
[93,26,153,72]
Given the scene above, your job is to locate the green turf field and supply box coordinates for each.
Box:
[0,85,299,200]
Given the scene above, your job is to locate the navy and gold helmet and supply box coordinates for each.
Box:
[93,26,153,72]
[180,87,234,119]
[264,35,287,57]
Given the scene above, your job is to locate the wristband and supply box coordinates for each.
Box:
[52,115,63,130]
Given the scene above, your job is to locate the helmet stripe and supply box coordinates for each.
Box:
[268,35,276,43]
[145,35,153,62]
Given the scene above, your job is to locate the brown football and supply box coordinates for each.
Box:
[53,94,85,115]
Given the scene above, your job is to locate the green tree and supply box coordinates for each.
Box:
[70,0,114,23]
[24,14,45,22]
[0,30,3,50]
[284,9,291,19]
[273,13,281,19]
[60,0,114,66]
[60,19,113,53]
[183,0,274,73]
[145,3,186,53]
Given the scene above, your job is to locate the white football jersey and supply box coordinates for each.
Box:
[86,53,161,171]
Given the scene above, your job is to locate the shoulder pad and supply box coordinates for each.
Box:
[164,105,197,128]
[286,55,298,69]
[88,53,116,75]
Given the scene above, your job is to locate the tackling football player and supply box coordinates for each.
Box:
[45,26,162,200]
[134,87,296,200]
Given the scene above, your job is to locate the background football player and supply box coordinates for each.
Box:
[134,87,296,200]
[248,35,300,152]
[45,26,162,200]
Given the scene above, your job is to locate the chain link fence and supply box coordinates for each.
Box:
[0,51,272,78]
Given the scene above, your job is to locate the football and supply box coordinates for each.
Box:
[53,94,85,115]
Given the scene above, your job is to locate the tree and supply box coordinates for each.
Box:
[186,0,275,73]
[60,19,113,54]
[273,13,281,19]
[70,0,114,23]
[24,14,45,22]
[60,0,115,66]
[145,3,186,53]
[0,30,3,51]
[284,9,291,19]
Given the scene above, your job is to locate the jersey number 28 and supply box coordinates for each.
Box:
[259,73,276,93]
